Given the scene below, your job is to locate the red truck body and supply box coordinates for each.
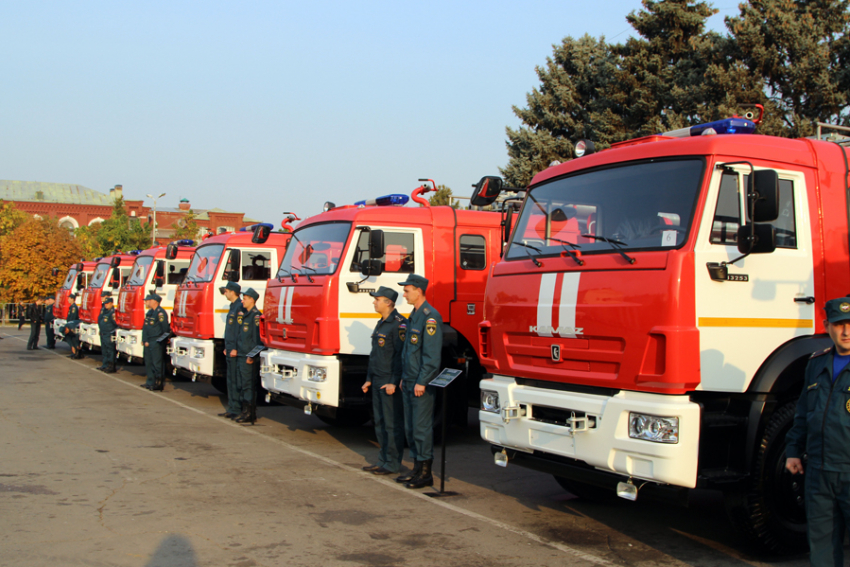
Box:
[53,261,97,331]
[78,254,137,349]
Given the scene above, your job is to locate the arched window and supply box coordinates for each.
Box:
[89,217,105,226]
[58,216,79,230]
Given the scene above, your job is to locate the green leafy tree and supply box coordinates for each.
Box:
[170,210,199,241]
[428,185,460,209]
[0,217,82,302]
[75,197,151,257]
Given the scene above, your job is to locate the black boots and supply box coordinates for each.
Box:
[235,403,257,425]
[395,460,423,484]
[151,375,164,391]
[404,459,434,489]
[103,365,116,374]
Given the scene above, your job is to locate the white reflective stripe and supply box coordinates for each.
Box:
[285,286,294,324]
[557,273,581,338]
[536,273,557,337]
[277,287,287,323]
[178,290,188,318]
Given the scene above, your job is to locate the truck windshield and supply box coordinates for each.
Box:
[278,222,351,277]
[506,158,704,260]
[61,268,79,290]
[89,263,111,288]
[185,244,225,283]
[126,256,155,286]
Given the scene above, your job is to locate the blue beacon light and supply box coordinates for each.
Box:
[660,117,757,138]
[354,194,410,207]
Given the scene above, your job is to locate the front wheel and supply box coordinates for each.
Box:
[726,402,807,556]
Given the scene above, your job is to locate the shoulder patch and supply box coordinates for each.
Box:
[423,307,431,315]
[426,317,437,336]
[811,347,832,359]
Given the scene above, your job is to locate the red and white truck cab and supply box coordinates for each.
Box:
[53,260,97,333]
[477,116,850,553]
[115,241,195,362]
[168,226,289,392]
[260,184,508,425]
[79,253,137,349]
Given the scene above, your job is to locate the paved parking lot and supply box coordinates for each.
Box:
[0,328,814,566]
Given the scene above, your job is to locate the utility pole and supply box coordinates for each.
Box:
[146,193,166,245]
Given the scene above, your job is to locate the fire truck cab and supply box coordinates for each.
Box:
[115,241,195,362]
[168,227,288,392]
[79,253,137,349]
[53,260,97,333]
[260,185,507,426]
[478,117,850,553]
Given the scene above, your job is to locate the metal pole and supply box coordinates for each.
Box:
[440,387,448,493]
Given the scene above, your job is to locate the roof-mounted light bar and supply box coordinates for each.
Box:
[661,117,756,138]
[240,222,275,232]
[355,194,410,207]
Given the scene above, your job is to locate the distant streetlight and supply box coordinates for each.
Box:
[146,193,166,245]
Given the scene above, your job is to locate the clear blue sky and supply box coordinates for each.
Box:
[1,0,739,226]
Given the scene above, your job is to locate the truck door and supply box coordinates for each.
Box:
[337,226,422,354]
[693,166,815,392]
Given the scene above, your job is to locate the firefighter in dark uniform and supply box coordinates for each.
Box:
[235,287,262,424]
[787,296,850,567]
[43,297,56,349]
[65,293,83,358]
[219,281,243,419]
[142,292,170,391]
[396,274,443,489]
[361,286,406,475]
[97,296,118,373]
[26,297,44,350]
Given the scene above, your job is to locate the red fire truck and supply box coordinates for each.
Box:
[79,253,137,349]
[476,116,850,553]
[259,182,510,426]
[115,241,196,363]
[53,260,97,333]
[168,226,289,392]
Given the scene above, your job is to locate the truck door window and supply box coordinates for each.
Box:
[710,172,741,245]
[126,256,155,286]
[350,231,415,273]
[460,235,487,270]
[242,252,271,281]
[167,261,190,284]
[742,175,797,249]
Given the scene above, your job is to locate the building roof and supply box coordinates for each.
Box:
[0,180,116,206]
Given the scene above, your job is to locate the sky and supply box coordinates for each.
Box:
[1,0,740,226]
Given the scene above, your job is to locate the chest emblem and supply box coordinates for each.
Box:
[846,399,850,414]
[378,337,385,347]
[410,333,419,345]
[243,324,249,332]
[426,318,437,336]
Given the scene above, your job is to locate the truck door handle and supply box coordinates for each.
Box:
[794,296,815,304]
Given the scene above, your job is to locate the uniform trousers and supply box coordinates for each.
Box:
[225,355,242,414]
[805,468,850,567]
[236,357,258,406]
[372,384,405,472]
[100,333,115,367]
[401,382,435,462]
[144,343,164,388]
[27,322,41,349]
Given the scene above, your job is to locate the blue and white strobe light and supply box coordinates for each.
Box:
[241,222,275,232]
[354,194,410,207]
[661,117,757,138]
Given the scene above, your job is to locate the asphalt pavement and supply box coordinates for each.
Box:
[0,327,813,566]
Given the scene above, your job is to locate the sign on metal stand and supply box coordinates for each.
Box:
[426,368,462,498]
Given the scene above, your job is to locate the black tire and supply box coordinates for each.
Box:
[553,476,617,501]
[316,408,371,427]
[726,402,808,556]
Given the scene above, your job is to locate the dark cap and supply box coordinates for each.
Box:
[144,292,162,302]
[219,281,241,295]
[369,286,398,303]
[102,296,114,306]
[398,274,429,292]
[69,293,77,299]
[242,288,259,301]
[825,297,850,323]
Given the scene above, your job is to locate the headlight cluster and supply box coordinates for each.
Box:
[192,347,205,358]
[629,413,679,444]
[130,336,138,344]
[480,390,500,413]
[307,366,327,382]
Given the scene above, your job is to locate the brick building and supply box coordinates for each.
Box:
[0,181,258,243]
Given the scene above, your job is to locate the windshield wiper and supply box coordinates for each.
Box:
[581,234,636,264]
[547,237,585,266]
[291,267,314,283]
[513,241,542,267]
[297,266,316,283]
[277,268,291,283]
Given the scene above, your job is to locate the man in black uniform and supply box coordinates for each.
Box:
[43,296,56,349]
[361,286,406,475]
[219,281,243,419]
[97,296,118,373]
[26,297,44,350]
[235,288,262,424]
[65,293,83,358]
[787,296,850,567]
[396,274,443,489]
[142,292,170,391]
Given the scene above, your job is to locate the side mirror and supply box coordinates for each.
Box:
[76,273,85,290]
[299,244,314,265]
[51,267,59,277]
[252,224,271,244]
[750,169,779,222]
[110,257,122,268]
[165,242,178,260]
[369,230,384,259]
[737,224,776,255]
[362,259,383,277]
[471,176,503,207]
[225,249,241,282]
